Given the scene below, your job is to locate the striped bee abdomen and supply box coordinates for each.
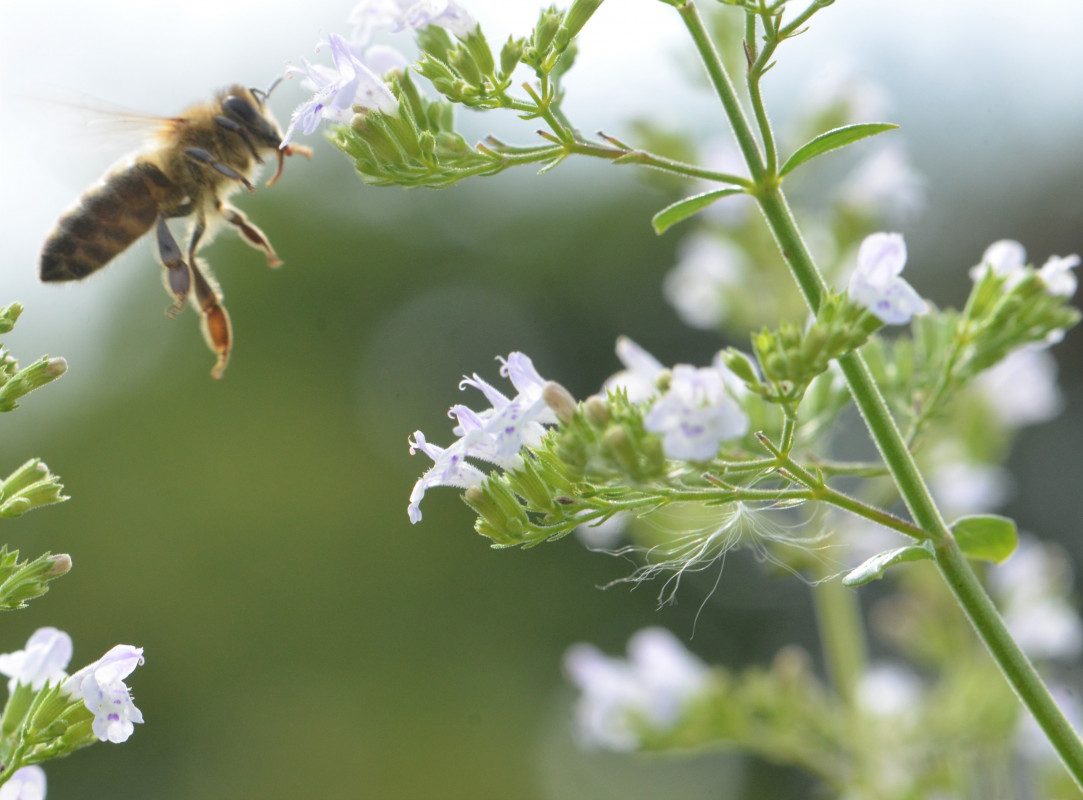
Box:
[40,160,176,282]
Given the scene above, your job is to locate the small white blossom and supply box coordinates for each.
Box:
[975,347,1063,428]
[970,239,1027,283]
[0,766,46,800]
[602,336,666,403]
[0,628,72,693]
[847,232,928,325]
[564,627,708,751]
[857,663,923,718]
[63,645,145,744]
[408,353,557,523]
[643,363,749,461]
[663,234,746,330]
[1038,253,1080,298]
[929,457,1012,517]
[282,33,397,147]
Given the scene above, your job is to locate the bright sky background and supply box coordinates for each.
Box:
[2,0,1082,380]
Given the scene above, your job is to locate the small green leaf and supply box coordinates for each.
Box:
[779,123,899,178]
[842,544,933,587]
[951,514,1018,564]
[651,188,745,234]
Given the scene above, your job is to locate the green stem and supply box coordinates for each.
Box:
[674,0,1083,784]
[810,570,867,704]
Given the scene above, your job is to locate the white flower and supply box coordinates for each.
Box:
[857,663,923,718]
[847,232,928,325]
[63,645,145,744]
[408,353,557,523]
[975,346,1063,428]
[563,627,708,751]
[0,628,72,693]
[601,336,666,403]
[663,234,746,330]
[282,33,397,146]
[644,364,748,461]
[0,766,46,800]
[1038,253,1080,298]
[991,537,1083,661]
[970,239,1027,283]
[929,458,1012,517]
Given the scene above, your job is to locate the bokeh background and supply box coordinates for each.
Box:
[2,0,1082,796]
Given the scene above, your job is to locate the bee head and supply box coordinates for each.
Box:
[220,85,284,149]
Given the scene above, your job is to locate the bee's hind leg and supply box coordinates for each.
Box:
[184,213,232,379]
[219,201,282,268]
[156,215,191,319]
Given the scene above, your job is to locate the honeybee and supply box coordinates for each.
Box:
[39,81,312,378]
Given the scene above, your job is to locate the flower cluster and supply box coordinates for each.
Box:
[282,0,477,146]
[0,627,145,745]
[408,353,557,523]
[563,627,709,751]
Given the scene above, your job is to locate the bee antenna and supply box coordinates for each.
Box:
[254,77,284,105]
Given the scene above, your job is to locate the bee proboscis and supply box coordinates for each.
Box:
[39,81,312,378]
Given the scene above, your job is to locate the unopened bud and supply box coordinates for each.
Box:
[47,554,73,577]
[543,381,577,424]
[583,395,609,425]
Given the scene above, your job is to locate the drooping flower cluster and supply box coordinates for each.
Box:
[408,353,557,523]
[283,0,478,146]
[0,628,145,744]
[563,627,709,751]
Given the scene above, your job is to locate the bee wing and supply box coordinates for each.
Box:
[31,91,187,155]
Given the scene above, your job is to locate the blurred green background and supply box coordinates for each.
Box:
[3,1,1083,797]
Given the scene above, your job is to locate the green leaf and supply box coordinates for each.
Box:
[951,514,1018,564]
[779,123,899,178]
[651,188,745,235]
[842,544,933,587]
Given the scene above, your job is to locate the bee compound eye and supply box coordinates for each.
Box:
[222,95,259,124]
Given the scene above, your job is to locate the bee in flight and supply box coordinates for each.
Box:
[39,81,312,378]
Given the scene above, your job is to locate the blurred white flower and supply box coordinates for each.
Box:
[847,232,928,325]
[644,363,749,461]
[928,451,1012,517]
[0,766,46,800]
[974,346,1063,429]
[838,141,924,221]
[1038,253,1080,298]
[563,627,708,751]
[349,0,477,42]
[663,234,747,330]
[857,662,923,718]
[0,627,72,693]
[601,336,665,403]
[800,58,892,123]
[991,536,1083,661]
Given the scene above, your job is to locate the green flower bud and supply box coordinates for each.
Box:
[553,0,605,53]
[499,36,525,77]
[583,395,609,426]
[0,302,23,334]
[0,357,67,412]
[0,459,68,517]
[532,6,563,56]
[542,381,577,424]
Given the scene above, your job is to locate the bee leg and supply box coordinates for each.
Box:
[219,202,282,268]
[183,147,254,192]
[156,215,191,318]
[213,115,263,164]
[189,258,232,380]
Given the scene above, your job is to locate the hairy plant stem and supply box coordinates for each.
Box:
[673,0,1083,783]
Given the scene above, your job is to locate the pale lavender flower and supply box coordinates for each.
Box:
[407,433,486,524]
[602,336,666,403]
[349,0,477,41]
[0,628,72,692]
[282,33,397,147]
[0,766,46,800]
[663,234,746,330]
[971,239,1027,282]
[928,455,1012,517]
[63,645,145,744]
[408,353,558,523]
[975,346,1063,428]
[564,627,708,751]
[847,232,927,325]
[643,363,749,461]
